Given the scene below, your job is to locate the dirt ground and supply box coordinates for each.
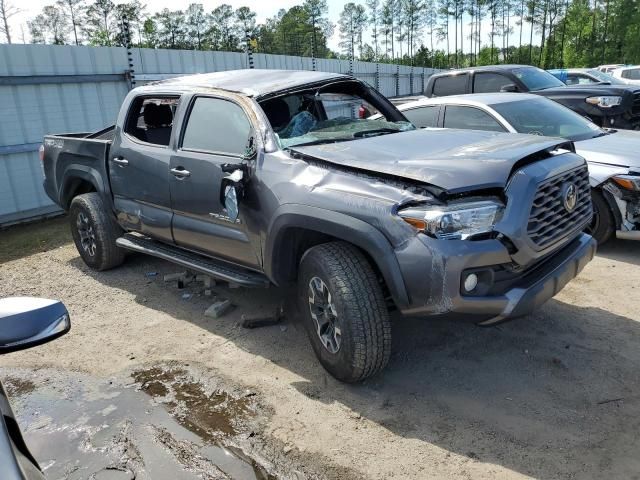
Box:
[1,216,640,479]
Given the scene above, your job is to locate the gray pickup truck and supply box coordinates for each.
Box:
[42,69,596,382]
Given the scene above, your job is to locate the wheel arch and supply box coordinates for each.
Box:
[264,204,410,309]
[59,166,106,210]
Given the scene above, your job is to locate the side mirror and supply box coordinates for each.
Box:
[224,184,240,223]
[0,297,70,354]
[220,164,247,224]
[500,84,519,93]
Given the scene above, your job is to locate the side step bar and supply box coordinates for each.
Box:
[116,234,270,288]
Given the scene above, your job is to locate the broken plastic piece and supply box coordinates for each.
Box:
[205,299,235,319]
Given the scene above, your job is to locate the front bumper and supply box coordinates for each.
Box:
[396,233,596,324]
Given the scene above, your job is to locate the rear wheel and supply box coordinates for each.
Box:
[587,189,615,245]
[69,193,125,270]
[298,242,391,383]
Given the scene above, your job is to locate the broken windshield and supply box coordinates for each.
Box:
[258,83,414,149]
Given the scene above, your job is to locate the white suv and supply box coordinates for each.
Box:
[611,66,640,85]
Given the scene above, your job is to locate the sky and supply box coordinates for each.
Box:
[7,0,538,54]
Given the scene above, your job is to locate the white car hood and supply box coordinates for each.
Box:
[576,130,640,185]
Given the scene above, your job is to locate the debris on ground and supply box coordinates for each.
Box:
[196,274,216,288]
[181,293,193,300]
[241,304,286,329]
[204,299,235,319]
[145,272,158,277]
[163,272,187,283]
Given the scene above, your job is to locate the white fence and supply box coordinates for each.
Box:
[0,44,438,226]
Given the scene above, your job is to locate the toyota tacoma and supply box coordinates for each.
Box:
[42,70,596,382]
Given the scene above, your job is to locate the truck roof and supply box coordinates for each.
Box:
[145,69,350,98]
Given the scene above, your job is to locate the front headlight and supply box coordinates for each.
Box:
[585,96,622,108]
[398,200,505,240]
[612,174,640,191]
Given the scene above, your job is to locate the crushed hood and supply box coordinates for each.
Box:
[290,128,569,193]
[576,130,640,171]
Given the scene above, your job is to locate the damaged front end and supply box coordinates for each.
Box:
[602,173,640,240]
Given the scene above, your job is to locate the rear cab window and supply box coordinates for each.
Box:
[124,96,180,146]
[432,73,468,96]
[181,97,252,156]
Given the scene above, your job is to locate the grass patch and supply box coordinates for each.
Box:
[0,216,72,263]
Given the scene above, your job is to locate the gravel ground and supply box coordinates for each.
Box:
[1,217,639,479]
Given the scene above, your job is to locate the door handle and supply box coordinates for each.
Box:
[170,167,191,178]
[112,157,129,166]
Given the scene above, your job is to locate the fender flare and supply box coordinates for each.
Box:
[59,165,108,209]
[265,204,410,309]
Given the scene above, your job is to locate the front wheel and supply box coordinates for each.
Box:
[298,242,391,383]
[587,189,615,245]
[69,193,125,271]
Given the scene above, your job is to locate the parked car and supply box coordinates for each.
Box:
[596,64,625,74]
[0,297,71,480]
[42,69,595,382]
[548,68,627,86]
[387,93,640,244]
[610,66,640,86]
[425,65,640,130]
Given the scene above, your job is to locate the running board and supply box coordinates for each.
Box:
[116,234,270,288]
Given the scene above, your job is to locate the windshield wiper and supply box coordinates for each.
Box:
[353,128,400,138]
[285,137,355,149]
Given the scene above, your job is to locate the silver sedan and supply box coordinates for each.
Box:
[389,93,640,244]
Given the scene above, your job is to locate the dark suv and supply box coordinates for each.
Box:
[425,65,640,130]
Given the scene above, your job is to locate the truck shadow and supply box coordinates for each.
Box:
[596,237,640,266]
[68,249,640,480]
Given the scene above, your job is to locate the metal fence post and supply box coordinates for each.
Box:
[409,67,414,95]
[245,30,254,69]
[395,65,400,97]
[421,71,425,94]
[375,63,380,91]
[121,17,135,89]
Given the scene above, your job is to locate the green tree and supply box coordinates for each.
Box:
[154,8,186,49]
[338,2,368,60]
[83,0,116,45]
[186,3,207,49]
[28,5,69,44]
[56,0,84,45]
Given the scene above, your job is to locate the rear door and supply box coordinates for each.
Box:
[109,95,179,243]
[169,94,260,268]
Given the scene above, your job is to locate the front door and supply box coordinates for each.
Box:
[109,95,179,243]
[169,95,260,268]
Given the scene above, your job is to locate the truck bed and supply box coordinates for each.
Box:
[42,127,115,209]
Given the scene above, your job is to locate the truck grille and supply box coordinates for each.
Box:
[527,166,591,249]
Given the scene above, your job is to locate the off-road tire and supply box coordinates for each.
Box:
[588,189,615,245]
[298,241,391,383]
[69,193,125,271]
